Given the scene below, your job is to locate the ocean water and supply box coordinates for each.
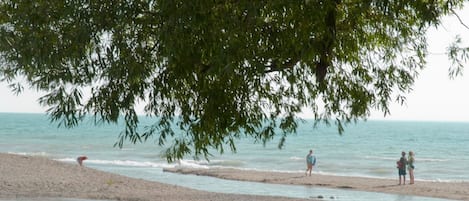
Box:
[1,113,468,201]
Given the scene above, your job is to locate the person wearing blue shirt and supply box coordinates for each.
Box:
[305,149,316,176]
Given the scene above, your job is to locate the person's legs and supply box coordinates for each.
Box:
[409,169,414,184]
[306,164,312,176]
[77,156,87,166]
[398,169,406,185]
[399,169,407,185]
[398,169,401,185]
[412,169,415,184]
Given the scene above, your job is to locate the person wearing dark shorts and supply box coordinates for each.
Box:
[397,151,407,185]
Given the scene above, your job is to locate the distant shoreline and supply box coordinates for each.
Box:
[164,167,469,201]
[0,153,313,201]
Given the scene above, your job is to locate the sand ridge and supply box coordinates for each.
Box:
[164,167,469,200]
[2,152,468,201]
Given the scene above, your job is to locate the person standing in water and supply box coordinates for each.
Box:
[408,151,415,184]
[397,151,407,185]
[305,149,316,176]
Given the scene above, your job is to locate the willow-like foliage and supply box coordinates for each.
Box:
[0,0,467,161]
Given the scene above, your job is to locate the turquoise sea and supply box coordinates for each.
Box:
[1,113,468,201]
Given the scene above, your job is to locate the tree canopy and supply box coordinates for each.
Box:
[0,0,468,161]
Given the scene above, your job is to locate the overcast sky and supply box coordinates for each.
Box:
[1,5,468,122]
[366,5,469,122]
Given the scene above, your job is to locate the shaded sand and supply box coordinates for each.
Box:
[0,153,313,201]
[164,167,469,200]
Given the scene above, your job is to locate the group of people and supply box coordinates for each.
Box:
[397,151,415,185]
[305,149,416,185]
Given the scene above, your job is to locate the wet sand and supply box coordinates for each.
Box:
[2,152,468,201]
[164,167,469,200]
[0,153,313,201]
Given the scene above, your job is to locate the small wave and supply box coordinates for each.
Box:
[175,159,246,169]
[412,178,468,183]
[207,160,245,167]
[417,158,449,162]
[8,151,49,157]
[289,156,303,161]
[363,156,399,161]
[363,155,449,162]
[118,148,136,151]
[177,159,210,169]
[55,158,176,169]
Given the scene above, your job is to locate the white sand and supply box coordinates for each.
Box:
[0,153,312,201]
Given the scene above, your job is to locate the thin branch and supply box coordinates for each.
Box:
[451,9,469,30]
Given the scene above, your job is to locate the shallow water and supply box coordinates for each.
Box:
[94,164,457,201]
[1,113,466,201]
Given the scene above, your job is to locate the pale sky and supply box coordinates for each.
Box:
[1,5,468,122]
[367,5,469,122]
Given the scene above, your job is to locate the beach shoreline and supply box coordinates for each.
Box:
[2,152,469,201]
[163,167,469,201]
[0,153,313,201]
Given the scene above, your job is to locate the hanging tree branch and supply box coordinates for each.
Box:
[450,9,469,30]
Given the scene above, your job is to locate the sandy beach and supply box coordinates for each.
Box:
[2,153,469,201]
[0,153,313,201]
[164,167,469,200]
